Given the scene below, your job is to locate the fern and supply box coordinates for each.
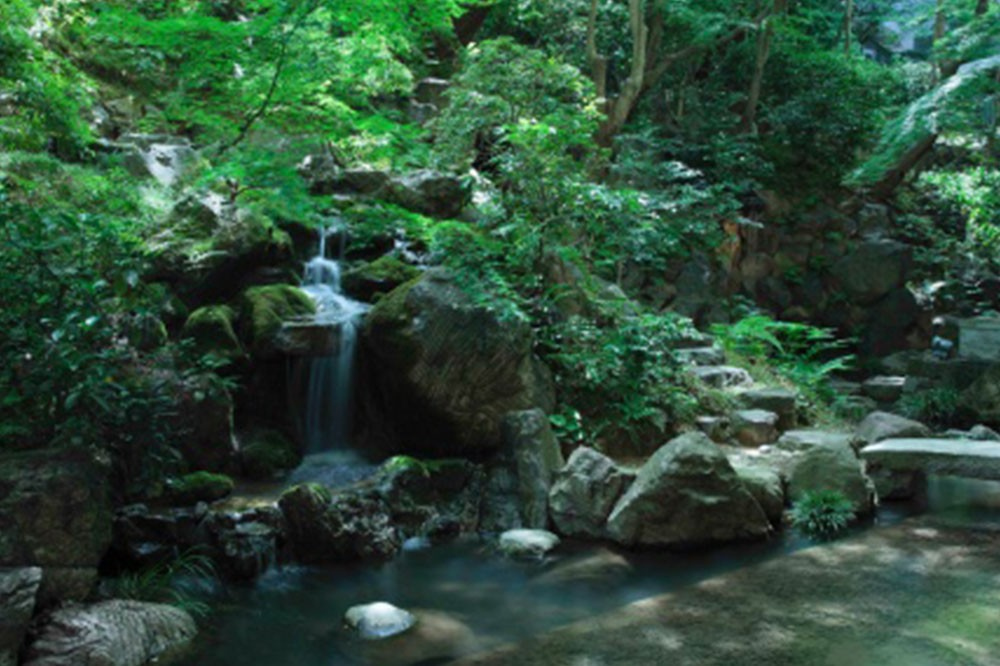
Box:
[790,490,855,540]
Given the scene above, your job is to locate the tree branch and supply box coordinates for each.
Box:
[215,1,319,157]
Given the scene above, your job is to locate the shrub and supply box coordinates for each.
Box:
[544,311,699,449]
[899,387,962,428]
[790,490,855,540]
[713,315,853,402]
[109,549,216,618]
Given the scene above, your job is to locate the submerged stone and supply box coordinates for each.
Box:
[344,602,417,640]
[499,529,561,559]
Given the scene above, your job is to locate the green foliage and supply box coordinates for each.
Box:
[109,548,216,618]
[713,315,853,401]
[760,44,906,186]
[849,54,1000,188]
[790,490,855,540]
[0,0,93,156]
[0,154,170,452]
[164,471,235,504]
[240,430,300,479]
[544,311,699,449]
[433,37,599,172]
[918,167,1000,271]
[899,387,962,428]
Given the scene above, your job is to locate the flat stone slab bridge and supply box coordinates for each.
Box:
[861,438,1000,480]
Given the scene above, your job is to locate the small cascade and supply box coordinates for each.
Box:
[298,225,368,453]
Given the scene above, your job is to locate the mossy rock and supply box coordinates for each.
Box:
[342,255,422,302]
[182,304,243,359]
[360,269,555,457]
[239,285,316,358]
[164,471,235,505]
[279,482,332,510]
[240,430,301,480]
[126,313,169,352]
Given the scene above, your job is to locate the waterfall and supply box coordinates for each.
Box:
[298,225,368,453]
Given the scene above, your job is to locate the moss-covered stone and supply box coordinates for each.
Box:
[182,304,243,359]
[164,471,234,505]
[147,194,297,305]
[343,255,422,302]
[240,430,301,480]
[0,449,112,605]
[360,269,555,457]
[238,285,316,358]
[126,314,169,351]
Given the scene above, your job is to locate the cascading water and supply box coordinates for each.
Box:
[298,225,369,453]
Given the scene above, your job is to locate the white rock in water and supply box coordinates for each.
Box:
[344,602,417,640]
[499,529,561,559]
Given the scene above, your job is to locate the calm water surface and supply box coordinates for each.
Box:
[180,476,1000,666]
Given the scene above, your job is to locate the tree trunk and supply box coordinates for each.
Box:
[976,0,990,16]
[844,0,854,55]
[740,1,786,134]
[933,0,948,79]
[592,0,648,146]
[871,132,939,199]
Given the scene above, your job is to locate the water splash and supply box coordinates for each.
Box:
[299,224,368,453]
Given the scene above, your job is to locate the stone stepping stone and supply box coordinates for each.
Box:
[861,438,1000,483]
[777,430,862,454]
[862,376,907,403]
[690,365,753,389]
[739,387,798,431]
[677,346,726,367]
[732,410,779,447]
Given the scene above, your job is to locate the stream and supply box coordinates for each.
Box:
[177,499,953,666]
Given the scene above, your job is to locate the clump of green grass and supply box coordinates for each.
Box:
[790,490,855,540]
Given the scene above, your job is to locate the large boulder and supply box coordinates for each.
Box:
[479,410,564,531]
[548,447,634,539]
[278,484,400,563]
[606,433,772,548]
[23,600,196,666]
[832,239,912,305]
[856,411,931,444]
[961,365,1000,427]
[377,458,484,539]
[861,287,922,357]
[168,373,238,474]
[238,285,316,359]
[730,462,785,527]
[299,159,468,219]
[181,305,243,361]
[0,451,112,607]
[0,567,42,666]
[384,171,470,219]
[238,430,301,480]
[776,431,875,514]
[147,194,294,305]
[359,270,555,457]
[343,256,422,302]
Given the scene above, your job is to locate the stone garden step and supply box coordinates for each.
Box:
[689,366,753,389]
[676,346,726,367]
[860,438,1000,481]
